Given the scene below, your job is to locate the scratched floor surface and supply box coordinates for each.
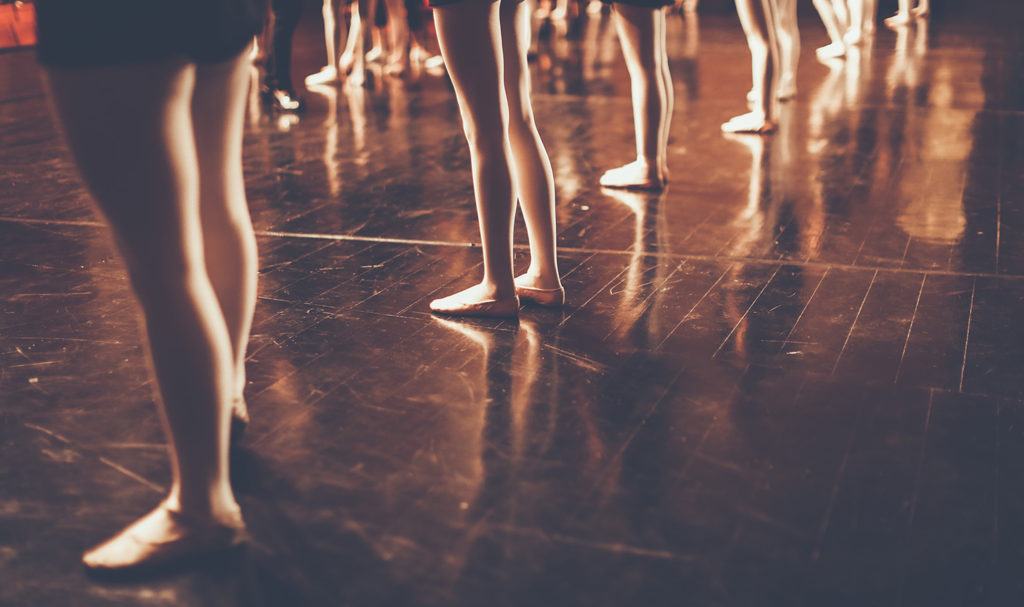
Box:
[1,2,1024,606]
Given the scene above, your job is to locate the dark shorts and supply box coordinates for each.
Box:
[606,0,673,7]
[427,0,522,11]
[35,0,265,68]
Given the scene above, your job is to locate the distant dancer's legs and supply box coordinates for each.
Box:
[600,3,671,191]
[724,0,777,133]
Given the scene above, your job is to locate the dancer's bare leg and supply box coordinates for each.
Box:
[724,0,777,133]
[339,8,361,71]
[774,0,799,99]
[500,0,562,297]
[812,0,846,58]
[600,3,668,190]
[45,53,249,569]
[383,0,411,74]
[349,0,377,86]
[655,7,672,183]
[844,0,863,44]
[307,0,341,84]
[430,0,519,317]
[194,51,259,423]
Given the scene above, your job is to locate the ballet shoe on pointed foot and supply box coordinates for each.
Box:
[429,294,520,318]
[82,502,246,572]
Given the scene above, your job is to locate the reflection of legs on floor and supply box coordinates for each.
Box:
[45,51,252,570]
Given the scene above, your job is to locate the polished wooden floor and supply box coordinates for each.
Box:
[2,2,1024,605]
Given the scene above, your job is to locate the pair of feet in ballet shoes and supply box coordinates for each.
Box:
[429,276,565,318]
[82,499,246,571]
[599,159,668,191]
[721,111,777,134]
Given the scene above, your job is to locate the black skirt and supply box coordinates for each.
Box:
[35,0,266,67]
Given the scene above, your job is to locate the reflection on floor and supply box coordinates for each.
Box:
[2,5,1024,606]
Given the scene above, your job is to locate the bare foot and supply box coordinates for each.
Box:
[82,501,245,571]
[429,283,519,318]
[721,112,777,134]
[599,160,663,191]
[816,42,846,60]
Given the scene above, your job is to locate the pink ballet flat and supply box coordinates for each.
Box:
[515,285,565,307]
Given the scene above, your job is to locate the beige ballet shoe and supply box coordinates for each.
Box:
[429,293,520,318]
[599,161,665,191]
[514,277,565,307]
[230,397,249,442]
[82,501,246,571]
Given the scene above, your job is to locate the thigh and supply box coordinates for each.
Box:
[499,0,531,109]
[432,1,506,127]
[44,60,199,245]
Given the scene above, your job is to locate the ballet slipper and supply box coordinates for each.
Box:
[514,276,565,307]
[429,286,519,318]
[816,42,846,60]
[599,160,664,191]
[884,12,910,27]
[721,112,777,134]
[911,5,929,18]
[82,501,246,571]
[305,65,340,86]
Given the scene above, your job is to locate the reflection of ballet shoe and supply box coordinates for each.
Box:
[82,501,246,571]
[429,290,519,318]
[514,278,565,307]
[721,112,776,134]
[599,160,664,191]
